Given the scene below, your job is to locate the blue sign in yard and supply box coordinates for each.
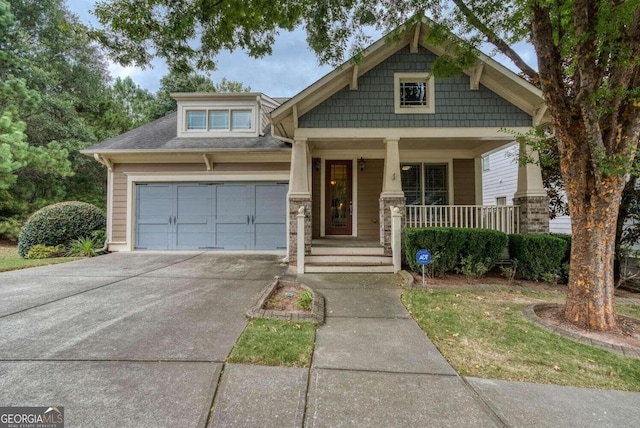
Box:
[416,249,432,265]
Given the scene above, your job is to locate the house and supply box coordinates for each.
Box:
[481,144,571,234]
[82,20,551,273]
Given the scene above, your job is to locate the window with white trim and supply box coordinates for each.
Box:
[482,155,490,171]
[186,111,207,130]
[401,163,448,205]
[185,108,254,132]
[496,196,507,205]
[394,72,435,114]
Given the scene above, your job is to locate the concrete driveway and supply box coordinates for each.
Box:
[0,252,286,427]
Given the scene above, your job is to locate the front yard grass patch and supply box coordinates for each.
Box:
[402,288,640,391]
[0,245,78,272]
[227,319,316,368]
[618,304,640,320]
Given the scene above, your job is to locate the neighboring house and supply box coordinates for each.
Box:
[83,19,551,273]
[481,144,572,234]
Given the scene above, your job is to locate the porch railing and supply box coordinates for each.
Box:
[405,205,520,234]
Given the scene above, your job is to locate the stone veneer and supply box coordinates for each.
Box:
[513,195,549,233]
[288,197,312,264]
[379,196,405,255]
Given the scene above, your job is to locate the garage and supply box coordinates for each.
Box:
[135,182,288,250]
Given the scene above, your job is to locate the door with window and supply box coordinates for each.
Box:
[325,160,353,235]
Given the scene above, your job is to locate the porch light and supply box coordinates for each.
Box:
[359,157,366,172]
[314,159,321,171]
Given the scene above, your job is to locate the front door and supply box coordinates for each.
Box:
[325,160,353,235]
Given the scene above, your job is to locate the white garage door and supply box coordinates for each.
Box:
[135,182,287,250]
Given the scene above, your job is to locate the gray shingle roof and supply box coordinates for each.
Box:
[82,111,290,153]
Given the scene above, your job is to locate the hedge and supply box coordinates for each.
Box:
[18,201,106,257]
[404,227,508,275]
[509,233,568,281]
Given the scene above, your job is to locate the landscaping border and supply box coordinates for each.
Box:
[246,276,325,324]
[524,303,640,359]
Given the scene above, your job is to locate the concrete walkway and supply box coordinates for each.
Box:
[209,273,640,428]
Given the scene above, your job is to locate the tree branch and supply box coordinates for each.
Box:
[451,0,539,85]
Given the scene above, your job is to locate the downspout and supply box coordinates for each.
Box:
[92,153,113,254]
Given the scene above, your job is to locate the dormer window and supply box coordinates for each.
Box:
[173,92,279,138]
[394,72,435,114]
[186,111,207,130]
[185,108,254,132]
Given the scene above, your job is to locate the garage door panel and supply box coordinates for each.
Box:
[216,224,250,250]
[254,224,286,250]
[137,224,172,250]
[254,184,287,222]
[214,185,250,249]
[136,184,173,249]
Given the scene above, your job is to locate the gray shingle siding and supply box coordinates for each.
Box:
[298,46,532,128]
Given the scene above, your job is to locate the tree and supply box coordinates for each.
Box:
[94,0,640,332]
[150,71,250,119]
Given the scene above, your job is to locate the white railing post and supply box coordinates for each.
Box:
[297,206,305,274]
[391,206,402,273]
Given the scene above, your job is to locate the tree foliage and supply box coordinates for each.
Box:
[0,0,250,241]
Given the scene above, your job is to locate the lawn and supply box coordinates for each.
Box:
[227,319,316,367]
[403,288,640,391]
[0,245,78,272]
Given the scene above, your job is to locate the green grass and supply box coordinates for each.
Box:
[227,319,316,367]
[402,289,640,391]
[618,304,640,320]
[0,245,78,272]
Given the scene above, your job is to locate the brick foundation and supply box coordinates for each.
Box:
[288,197,312,264]
[379,196,405,255]
[513,195,549,233]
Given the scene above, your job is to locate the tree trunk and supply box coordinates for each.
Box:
[564,181,621,331]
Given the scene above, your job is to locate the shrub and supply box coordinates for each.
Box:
[296,290,313,309]
[0,217,23,241]
[550,233,571,283]
[67,236,99,257]
[25,244,66,259]
[404,228,508,276]
[509,234,567,281]
[18,202,106,258]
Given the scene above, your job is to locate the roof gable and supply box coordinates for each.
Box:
[271,20,546,139]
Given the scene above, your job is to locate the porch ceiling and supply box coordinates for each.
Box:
[308,139,511,156]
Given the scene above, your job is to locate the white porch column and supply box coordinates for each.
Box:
[381,138,404,197]
[289,137,311,197]
[513,141,549,233]
[380,138,405,255]
[288,138,312,268]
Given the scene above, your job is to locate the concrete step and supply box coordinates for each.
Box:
[304,264,395,273]
[305,255,392,265]
[310,246,385,256]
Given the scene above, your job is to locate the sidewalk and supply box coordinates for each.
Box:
[208,273,640,427]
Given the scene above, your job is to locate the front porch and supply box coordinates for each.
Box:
[287,136,549,274]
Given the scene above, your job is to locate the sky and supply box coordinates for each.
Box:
[68,1,536,97]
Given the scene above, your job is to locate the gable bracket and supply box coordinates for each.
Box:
[470,62,484,90]
[292,104,299,129]
[203,154,212,171]
[350,64,359,90]
[410,24,421,53]
[94,154,113,172]
[533,104,548,126]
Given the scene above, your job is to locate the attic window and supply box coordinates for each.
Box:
[186,111,207,130]
[185,108,254,132]
[394,72,435,114]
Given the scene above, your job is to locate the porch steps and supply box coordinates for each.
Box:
[304,246,394,273]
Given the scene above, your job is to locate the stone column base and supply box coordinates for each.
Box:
[379,196,405,256]
[288,197,312,264]
[513,195,549,233]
